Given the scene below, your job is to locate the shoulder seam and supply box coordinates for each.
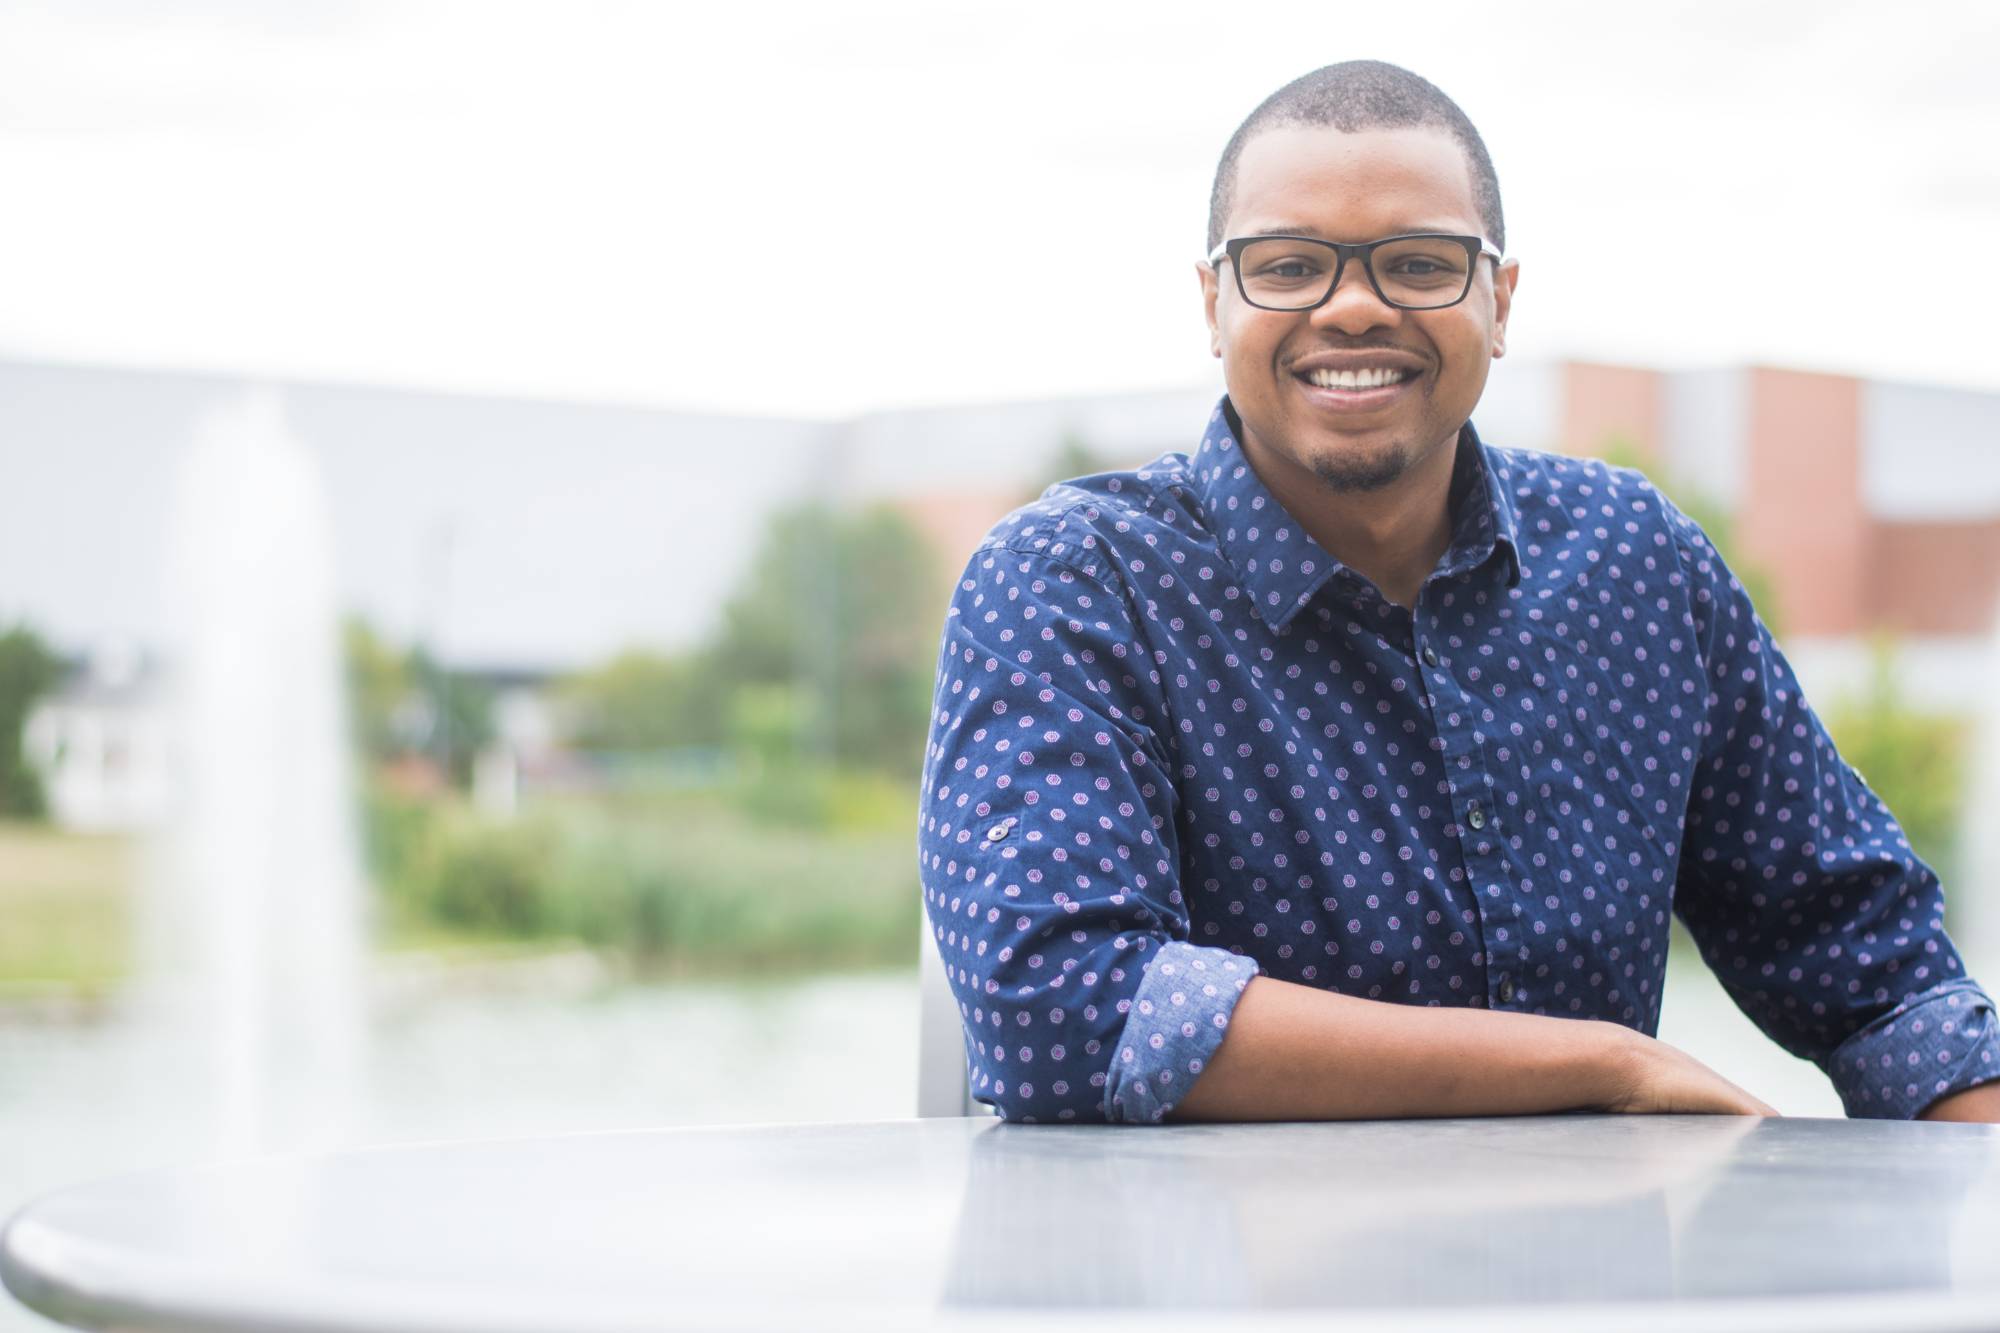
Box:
[975,539,1129,608]
[969,536,1176,773]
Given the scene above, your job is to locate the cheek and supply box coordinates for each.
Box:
[1220,316,1289,386]
[1430,318,1492,383]
[1228,350,1288,411]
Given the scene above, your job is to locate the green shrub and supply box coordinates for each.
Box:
[0,624,60,819]
[361,784,435,888]
[540,796,917,973]
[363,781,919,974]
[411,813,561,937]
[828,767,919,834]
[733,759,838,829]
[549,813,692,963]
[1822,635,1969,894]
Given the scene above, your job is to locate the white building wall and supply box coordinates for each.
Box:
[24,696,174,832]
[835,387,1221,502]
[1661,368,1749,509]
[1863,379,2000,520]
[1469,358,1562,455]
[1781,635,1992,717]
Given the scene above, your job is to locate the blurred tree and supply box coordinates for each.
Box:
[407,646,495,788]
[709,502,940,776]
[343,617,413,763]
[558,649,724,751]
[0,623,61,818]
[1823,633,1969,890]
[1020,431,1111,505]
[342,616,494,788]
[1594,435,1782,639]
[712,505,841,688]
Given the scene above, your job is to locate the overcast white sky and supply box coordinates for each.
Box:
[1,0,1997,418]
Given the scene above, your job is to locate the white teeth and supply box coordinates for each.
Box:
[1306,366,1409,390]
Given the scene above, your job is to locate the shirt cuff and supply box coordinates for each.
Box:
[1100,941,1260,1124]
[1827,979,2000,1119]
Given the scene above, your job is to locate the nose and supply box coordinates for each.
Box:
[1308,256,1403,336]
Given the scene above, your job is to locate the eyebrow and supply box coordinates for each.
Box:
[1238,223,1472,240]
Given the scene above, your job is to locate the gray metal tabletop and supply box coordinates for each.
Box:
[5,1113,1999,1332]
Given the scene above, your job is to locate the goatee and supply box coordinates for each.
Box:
[1311,446,1411,493]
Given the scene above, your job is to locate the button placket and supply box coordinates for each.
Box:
[1411,602,1516,1022]
[1421,617,1513,1020]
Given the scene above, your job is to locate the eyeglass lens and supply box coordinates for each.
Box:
[1233,237,1475,311]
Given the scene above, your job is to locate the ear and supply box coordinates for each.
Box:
[1489,258,1519,359]
[1197,261,1222,358]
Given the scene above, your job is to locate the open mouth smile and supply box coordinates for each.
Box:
[1291,362,1424,412]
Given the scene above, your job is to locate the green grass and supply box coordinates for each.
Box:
[0,774,928,995]
[0,820,134,995]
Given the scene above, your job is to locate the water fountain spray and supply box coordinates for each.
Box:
[143,387,367,1158]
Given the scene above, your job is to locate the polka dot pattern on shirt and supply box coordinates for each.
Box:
[916,398,2000,1123]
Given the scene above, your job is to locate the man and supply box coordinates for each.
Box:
[916,60,2000,1124]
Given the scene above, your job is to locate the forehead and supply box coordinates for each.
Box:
[1227,123,1482,242]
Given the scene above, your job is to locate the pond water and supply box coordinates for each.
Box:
[0,950,1935,1331]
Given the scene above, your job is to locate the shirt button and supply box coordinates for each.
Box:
[1422,645,1439,667]
[1467,802,1486,831]
[985,821,1013,842]
[1499,974,1516,1003]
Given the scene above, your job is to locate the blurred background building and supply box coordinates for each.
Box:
[13,353,2000,835]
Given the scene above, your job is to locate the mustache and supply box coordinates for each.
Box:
[1290,341,1430,361]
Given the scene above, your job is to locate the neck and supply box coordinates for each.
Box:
[1241,424,1461,611]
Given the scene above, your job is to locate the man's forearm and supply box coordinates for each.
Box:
[1168,974,1632,1122]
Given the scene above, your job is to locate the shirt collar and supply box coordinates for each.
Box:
[1188,397,1522,633]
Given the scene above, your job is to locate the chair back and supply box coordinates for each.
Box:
[916,919,992,1117]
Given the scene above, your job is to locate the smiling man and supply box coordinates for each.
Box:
[917,61,2000,1124]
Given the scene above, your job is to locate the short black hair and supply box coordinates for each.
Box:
[1207,61,1504,256]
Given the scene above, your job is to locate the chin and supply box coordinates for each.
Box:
[1308,442,1412,494]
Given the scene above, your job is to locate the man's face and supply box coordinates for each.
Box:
[1200,124,1518,494]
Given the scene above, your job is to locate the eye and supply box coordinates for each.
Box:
[1255,257,1326,282]
[1375,243,1470,291]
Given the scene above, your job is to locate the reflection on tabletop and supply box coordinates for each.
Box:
[942,1115,1984,1311]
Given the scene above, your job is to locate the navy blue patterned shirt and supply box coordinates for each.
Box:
[917,397,2000,1124]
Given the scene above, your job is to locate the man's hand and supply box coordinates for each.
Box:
[1602,1030,1780,1117]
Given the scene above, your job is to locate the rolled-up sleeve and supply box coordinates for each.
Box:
[1662,496,2000,1118]
[918,536,1258,1123]
[1829,981,1999,1118]
[1100,940,1259,1122]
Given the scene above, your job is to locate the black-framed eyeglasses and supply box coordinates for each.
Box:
[1207,233,1504,312]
